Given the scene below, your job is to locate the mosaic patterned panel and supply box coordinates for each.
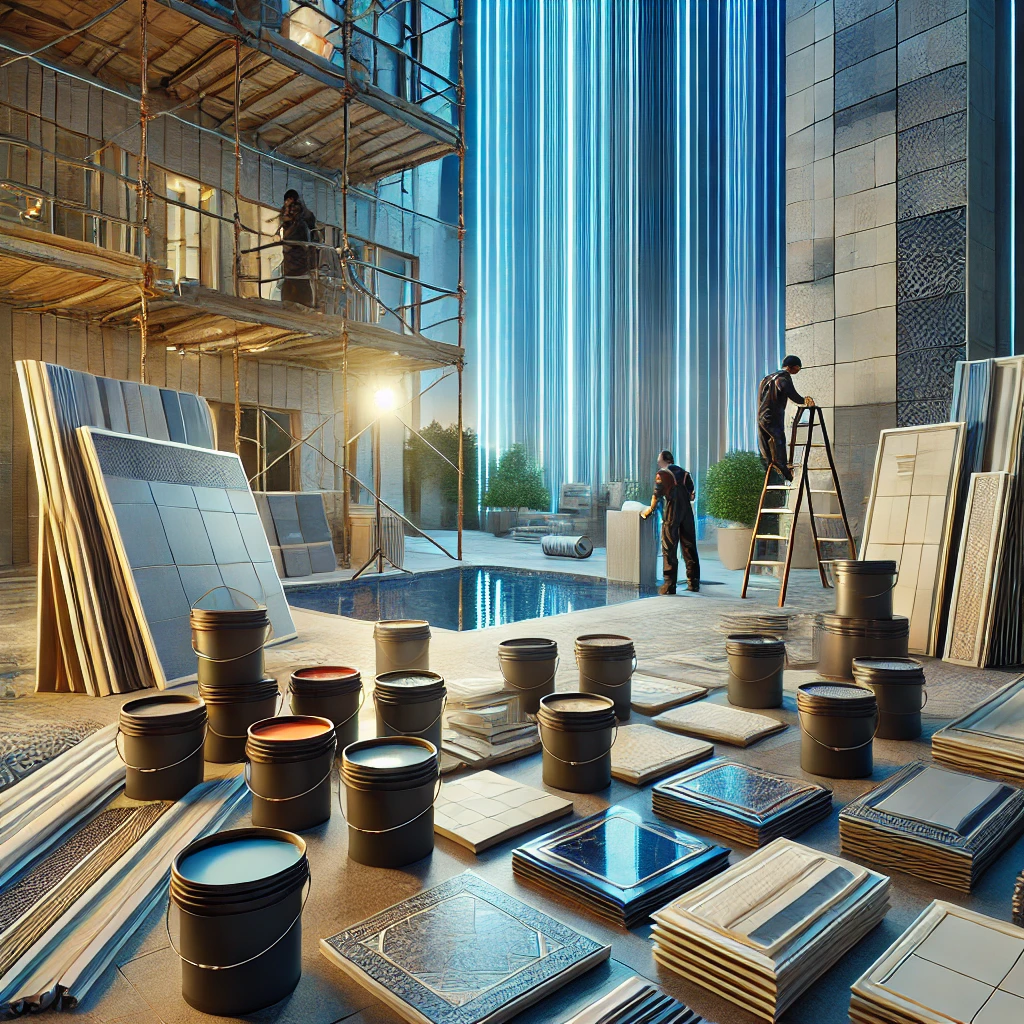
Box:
[897,63,967,132]
[897,111,967,176]
[896,163,966,221]
[835,90,897,152]
[896,15,967,85]
[0,721,101,793]
[896,293,966,353]
[896,208,966,302]
[835,0,896,33]
[896,346,965,402]
[835,6,895,73]
[897,399,954,427]
[897,0,970,42]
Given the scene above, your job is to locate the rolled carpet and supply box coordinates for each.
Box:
[542,535,594,559]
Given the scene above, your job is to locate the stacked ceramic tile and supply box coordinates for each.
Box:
[610,724,713,785]
[321,872,611,1024]
[839,761,1024,892]
[512,806,729,927]
[253,491,337,577]
[850,900,1024,1024]
[652,839,889,1022]
[652,759,832,847]
[932,674,1024,782]
[653,701,786,747]
[563,976,710,1024]
[1013,869,1024,926]
[442,684,539,766]
[630,674,707,715]
[17,360,294,694]
[434,771,572,853]
[717,610,790,637]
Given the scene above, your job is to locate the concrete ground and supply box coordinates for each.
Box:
[1,532,1022,1024]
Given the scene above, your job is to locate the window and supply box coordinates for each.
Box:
[165,177,219,288]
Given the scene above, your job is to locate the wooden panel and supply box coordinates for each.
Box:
[86,322,105,376]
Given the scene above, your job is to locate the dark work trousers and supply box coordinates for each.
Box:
[662,507,700,588]
[758,423,791,481]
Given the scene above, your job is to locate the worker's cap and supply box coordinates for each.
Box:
[283,189,300,201]
[782,355,802,369]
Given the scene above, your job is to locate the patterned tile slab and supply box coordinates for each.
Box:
[896,345,964,402]
[896,208,966,302]
[610,725,714,785]
[897,63,967,132]
[896,292,966,353]
[897,110,967,176]
[835,6,895,74]
[897,399,953,427]
[631,675,708,714]
[896,162,966,221]
[653,703,787,747]
[434,771,573,853]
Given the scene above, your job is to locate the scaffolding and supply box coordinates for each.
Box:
[0,0,466,569]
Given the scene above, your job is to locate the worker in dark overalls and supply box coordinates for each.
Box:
[641,450,700,594]
[757,355,814,481]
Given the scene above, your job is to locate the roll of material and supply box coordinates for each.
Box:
[797,682,877,779]
[171,827,308,1016]
[119,694,206,801]
[832,560,898,620]
[851,657,926,740]
[497,638,558,715]
[816,614,909,681]
[726,634,786,709]
[537,693,616,793]
[541,534,594,559]
[373,619,430,676]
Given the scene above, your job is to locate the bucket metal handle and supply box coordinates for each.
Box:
[576,655,637,689]
[165,874,310,972]
[372,692,448,735]
[538,724,618,767]
[336,773,442,834]
[839,570,899,601]
[726,660,785,686]
[498,656,560,691]
[114,726,208,773]
[798,709,879,752]
[878,689,928,716]
[191,622,274,665]
[243,739,339,803]
[277,682,365,724]
[203,701,282,752]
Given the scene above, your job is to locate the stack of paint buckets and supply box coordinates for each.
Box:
[170,827,309,1015]
[119,693,207,800]
[574,634,635,720]
[190,589,276,763]
[816,560,908,681]
[537,693,617,793]
[725,634,786,709]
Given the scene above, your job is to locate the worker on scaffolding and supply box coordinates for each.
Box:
[280,188,316,308]
[757,355,814,482]
[641,450,700,595]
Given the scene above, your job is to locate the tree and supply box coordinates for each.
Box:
[404,422,479,529]
[482,443,550,510]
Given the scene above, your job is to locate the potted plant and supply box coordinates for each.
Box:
[704,450,764,570]
[482,443,550,535]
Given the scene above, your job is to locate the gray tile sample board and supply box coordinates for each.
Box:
[78,427,295,687]
[254,490,337,577]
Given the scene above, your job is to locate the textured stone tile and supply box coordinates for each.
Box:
[788,0,816,19]
[835,5,896,72]
[814,237,835,279]
[788,164,814,203]
[787,317,838,366]
[814,115,835,158]
[835,48,896,111]
[874,133,896,184]
[835,402,898,445]
[835,90,897,151]
[815,38,834,82]
[788,239,815,284]
[897,0,967,41]
[896,111,967,175]
[835,0,894,32]
[834,354,897,405]
[836,305,897,361]
[794,363,835,406]
[787,45,816,95]
[896,345,965,401]
[835,183,896,234]
[815,0,834,39]
[835,140,877,197]
[896,207,966,301]
[814,78,834,120]
[897,16,967,85]
[897,399,952,427]
[897,64,967,131]
[786,124,814,168]
[834,262,896,317]
[787,8,816,54]
[813,157,834,198]
[788,86,816,134]
[896,293,966,353]
[813,196,835,237]
[787,200,813,242]
[835,223,897,272]
[896,162,966,220]
[786,280,836,329]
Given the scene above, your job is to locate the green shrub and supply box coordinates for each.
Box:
[482,443,550,510]
[404,422,479,529]
[704,450,764,527]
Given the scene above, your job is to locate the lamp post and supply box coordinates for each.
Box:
[353,386,397,578]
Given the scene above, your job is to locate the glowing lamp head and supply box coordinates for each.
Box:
[374,387,396,411]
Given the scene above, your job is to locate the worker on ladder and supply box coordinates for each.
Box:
[757,355,815,482]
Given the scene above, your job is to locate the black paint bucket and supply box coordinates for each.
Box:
[833,560,897,620]
[340,738,438,868]
[245,717,337,833]
[190,588,270,687]
[118,694,206,801]
[537,693,616,793]
[726,634,786,709]
[200,678,279,763]
[289,666,363,751]
[816,614,909,681]
[374,670,446,754]
[798,682,877,779]
[497,638,558,715]
[851,657,927,739]
[574,634,635,720]
[373,619,431,676]
[170,827,308,1016]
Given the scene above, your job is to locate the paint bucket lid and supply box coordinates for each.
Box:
[831,559,897,575]
[574,634,635,658]
[725,634,786,657]
[374,671,446,703]
[537,693,616,731]
[797,682,877,716]
[818,613,909,638]
[171,827,308,907]
[198,677,279,703]
[851,657,925,683]
[120,693,206,734]
[497,638,558,661]
[246,716,337,761]
[374,619,431,641]
[290,665,362,695]
[341,738,437,788]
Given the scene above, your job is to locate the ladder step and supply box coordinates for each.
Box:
[750,560,787,566]
[757,508,794,515]
[815,536,852,544]
[765,484,793,490]
[813,513,844,519]
[809,489,837,494]
[755,534,791,541]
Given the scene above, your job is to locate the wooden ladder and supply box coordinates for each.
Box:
[740,405,856,607]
